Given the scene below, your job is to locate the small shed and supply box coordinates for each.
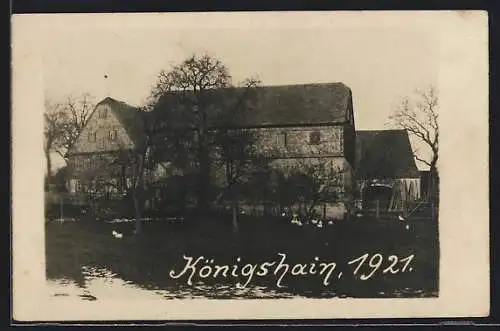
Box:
[355,129,421,213]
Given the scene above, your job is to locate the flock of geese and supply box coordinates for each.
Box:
[110,214,410,239]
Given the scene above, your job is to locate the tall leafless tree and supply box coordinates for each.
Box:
[58,94,95,157]
[210,79,262,232]
[212,127,266,233]
[109,111,161,235]
[149,54,260,215]
[111,142,150,235]
[44,94,95,187]
[44,103,67,187]
[390,85,439,202]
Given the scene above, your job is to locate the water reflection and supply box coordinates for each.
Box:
[48,266,300,301]
[48,265,436,301]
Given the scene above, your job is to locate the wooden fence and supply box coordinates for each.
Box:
[355,199,437,220]
[45,191,124,205]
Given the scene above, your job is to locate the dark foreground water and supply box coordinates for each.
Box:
[46,216,439,300]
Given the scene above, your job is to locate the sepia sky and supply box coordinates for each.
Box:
[39,12,441,169]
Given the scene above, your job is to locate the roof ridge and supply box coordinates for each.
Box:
[160,82,349,93]
[255,82,347,88]
[99,96,140,110]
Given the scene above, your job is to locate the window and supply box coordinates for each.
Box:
[69,179,78,193]
[109,130,117,141]
[75,179,81,192]
[276,131,288,147]
[98,107,108,119]
[88,132,96,142]
[309,130,321,145]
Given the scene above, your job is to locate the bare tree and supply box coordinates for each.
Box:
[44,103,67,187]
[111,146,149,234]
[107,113,160,235]
[57,94,95,158]
[390,85,439,201]
[44,94,95,186]
[213,127,267,233]
[280,158,346,221]
[149,54,259,214]
[209,79,263,232]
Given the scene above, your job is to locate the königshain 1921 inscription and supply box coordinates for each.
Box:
[12,11,489,321]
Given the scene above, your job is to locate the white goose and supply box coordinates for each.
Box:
[112,230,123,239]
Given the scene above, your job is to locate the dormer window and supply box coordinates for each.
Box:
[109,130,117,141]
[309,130,321,145]
[98,107,108,119]
[88,132,96,142]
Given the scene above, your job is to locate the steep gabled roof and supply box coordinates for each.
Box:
[66,97,145,156]
[152,82,352,128]
[98,97,146,147]
[355,129,420,179]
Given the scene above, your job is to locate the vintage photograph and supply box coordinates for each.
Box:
[42,18,439,301]
[12,11,489,320]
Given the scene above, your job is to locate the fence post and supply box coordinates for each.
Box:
[375,200,379,219]
[60,194,64,220]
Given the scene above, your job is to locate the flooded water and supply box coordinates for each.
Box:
[45,219,439,301]
[47,265,436,302]
[47,266,300,301]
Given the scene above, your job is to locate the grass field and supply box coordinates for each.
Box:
[45,215,439,299]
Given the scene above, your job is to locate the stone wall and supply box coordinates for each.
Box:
[249,125,344,157]
[211,123,354,219]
